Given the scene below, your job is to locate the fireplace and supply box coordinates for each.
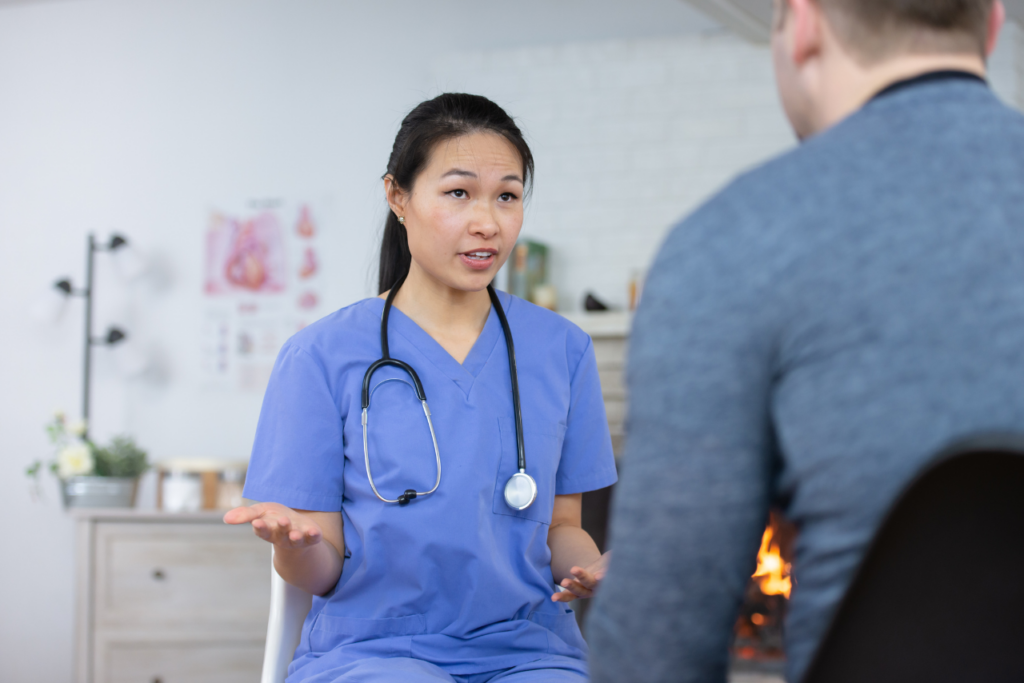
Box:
[731,511,796,675]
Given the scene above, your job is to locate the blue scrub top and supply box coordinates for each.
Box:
[243,292,618,679]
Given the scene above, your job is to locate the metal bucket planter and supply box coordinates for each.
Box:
[62,476,138,509]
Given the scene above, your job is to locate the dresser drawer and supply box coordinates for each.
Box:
[97,638,263,683]
[94,523,270,629]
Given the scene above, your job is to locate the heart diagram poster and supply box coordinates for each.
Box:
[201,199,326,392]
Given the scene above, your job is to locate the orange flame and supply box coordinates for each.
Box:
[752,525,792,599]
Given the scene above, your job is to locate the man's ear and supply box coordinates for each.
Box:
[788,0,825,66]
[986,0,1006,58]
[384,175,407,220]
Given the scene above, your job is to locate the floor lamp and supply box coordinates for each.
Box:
[53,233,136,440]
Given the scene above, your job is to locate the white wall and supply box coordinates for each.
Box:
[991,20,1024,105]
[0,1,717,680]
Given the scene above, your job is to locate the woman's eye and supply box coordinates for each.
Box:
[448,189,467,198]
[499,192,518,202]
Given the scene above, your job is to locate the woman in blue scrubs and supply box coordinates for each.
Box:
[226,93,618,682]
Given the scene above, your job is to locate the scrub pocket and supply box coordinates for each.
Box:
[309,613,426,652]
[492,416,565,524]
[528,608,588,653]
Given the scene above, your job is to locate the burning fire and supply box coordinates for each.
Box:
[752,525,792,599]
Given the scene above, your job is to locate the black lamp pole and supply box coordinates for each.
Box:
[56,233,130,440]
[83,234,96,431]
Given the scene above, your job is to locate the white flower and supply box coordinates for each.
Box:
[67,419,88,437]
[57,444,94,479]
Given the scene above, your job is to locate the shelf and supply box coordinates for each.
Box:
[71,509,229,522]
[559,310,632,338]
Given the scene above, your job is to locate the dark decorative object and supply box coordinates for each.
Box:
[584,293,609,311]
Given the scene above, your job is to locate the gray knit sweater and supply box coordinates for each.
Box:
[587,74,1024,683]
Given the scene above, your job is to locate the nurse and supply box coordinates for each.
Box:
[225,93,618,683]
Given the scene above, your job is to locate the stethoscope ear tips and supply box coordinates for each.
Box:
[397,489,417,506]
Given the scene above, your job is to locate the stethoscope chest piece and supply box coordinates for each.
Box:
[504,470,537,511]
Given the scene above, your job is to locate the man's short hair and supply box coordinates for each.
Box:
[806,0,995,62]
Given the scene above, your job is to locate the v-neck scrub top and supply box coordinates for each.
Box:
[243,292,618,681]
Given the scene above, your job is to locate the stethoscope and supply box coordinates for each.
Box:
[361,274,537,510]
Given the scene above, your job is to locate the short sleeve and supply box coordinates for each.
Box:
[243,343,345,511]
[555,337,618,495]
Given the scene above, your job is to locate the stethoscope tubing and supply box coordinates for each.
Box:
[362,272,530,507]
[487,285,527,474]
[362,398,442,504]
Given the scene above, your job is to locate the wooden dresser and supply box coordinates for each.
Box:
[569,311,630,459]
[74,510,270,683]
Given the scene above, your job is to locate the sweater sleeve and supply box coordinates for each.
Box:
[586,201,780,683]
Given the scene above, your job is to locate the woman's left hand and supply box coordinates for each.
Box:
[551,551,611,602]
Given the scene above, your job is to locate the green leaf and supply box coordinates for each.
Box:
[92,435,148,478]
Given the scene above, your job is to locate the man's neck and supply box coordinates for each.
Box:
[812,53,987,135]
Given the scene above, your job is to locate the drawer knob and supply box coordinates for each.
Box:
[151,569,166,581]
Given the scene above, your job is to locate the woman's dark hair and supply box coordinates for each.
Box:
[378,93,535,294]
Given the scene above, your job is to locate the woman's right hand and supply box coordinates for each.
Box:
[224,502,324,550]
[225,503,344,596]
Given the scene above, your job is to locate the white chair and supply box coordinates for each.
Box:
[261,548,314,683]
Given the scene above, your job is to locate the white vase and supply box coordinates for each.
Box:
[61,476,138,509]
[161,471,203,512]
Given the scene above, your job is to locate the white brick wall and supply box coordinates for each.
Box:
[433,27,1024,312]
[990,20,1024,106]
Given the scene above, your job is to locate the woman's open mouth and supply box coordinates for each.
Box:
[459,250,497,270]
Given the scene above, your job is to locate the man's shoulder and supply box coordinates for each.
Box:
[672,124,845,243]
[671,84,1024,253]
[660,143,822,263]
[687,109,881,226]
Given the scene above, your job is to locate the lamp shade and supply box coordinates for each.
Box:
[104,327,127,345]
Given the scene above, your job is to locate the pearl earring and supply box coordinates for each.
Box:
[397,216,405,224]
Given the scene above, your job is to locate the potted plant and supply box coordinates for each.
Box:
[27,412,149,508]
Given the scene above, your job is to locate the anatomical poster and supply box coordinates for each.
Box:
[201,199,325,392]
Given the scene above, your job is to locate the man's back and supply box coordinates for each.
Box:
[587,75,1024,682]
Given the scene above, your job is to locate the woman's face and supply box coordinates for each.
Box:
[388,131,525,294]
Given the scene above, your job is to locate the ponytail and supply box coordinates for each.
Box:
[378,212,412,295]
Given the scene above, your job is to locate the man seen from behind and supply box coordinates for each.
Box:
[588,1,1024,681]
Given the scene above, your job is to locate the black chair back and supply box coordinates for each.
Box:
[803,435,1024,683]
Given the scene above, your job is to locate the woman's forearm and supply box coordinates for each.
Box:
[547,523,602,584]
[274,539,344,596]
[264,508,346,596]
